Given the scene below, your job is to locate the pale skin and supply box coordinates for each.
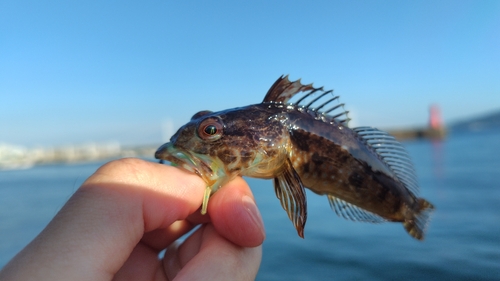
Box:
[0,158,265,281]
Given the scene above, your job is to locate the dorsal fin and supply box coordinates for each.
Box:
[263,75,350,125]
[352,127,420,196]
[262,75,314,103]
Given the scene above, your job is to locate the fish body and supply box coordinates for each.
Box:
[155,76,434,240]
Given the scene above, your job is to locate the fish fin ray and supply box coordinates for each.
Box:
[262,75,315,104]
[352,127,420,196]
[273,158,308,238]
[294,88,350,125]
[403,199,435,240]
[292,87,350,126]
[327,195,386,223]
[263,76,350,126]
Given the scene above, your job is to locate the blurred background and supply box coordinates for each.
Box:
[1,1,499,280]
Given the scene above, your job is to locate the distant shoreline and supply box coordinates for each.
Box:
[0,143,158,170]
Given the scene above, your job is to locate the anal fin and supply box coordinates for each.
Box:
[273,159,307,238]
[327,195,386,223]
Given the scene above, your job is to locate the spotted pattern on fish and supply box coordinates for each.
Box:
[155,75,434,240]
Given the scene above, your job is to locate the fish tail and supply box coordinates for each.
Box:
[403,198,435,240]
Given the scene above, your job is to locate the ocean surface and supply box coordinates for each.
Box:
[1,130,499,280]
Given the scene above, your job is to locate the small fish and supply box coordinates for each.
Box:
[155,76,434,240]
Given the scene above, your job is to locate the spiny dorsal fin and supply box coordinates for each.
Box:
[291,87,350,126]
[352,127,420,196]
[263,75,314,103]
[263,75,350,125]
[327,195,386,223]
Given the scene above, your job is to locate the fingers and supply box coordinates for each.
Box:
[208,177,266,247]
[139,174,265,250]
[163,224,262,281]
[111,243,161,281]
[138,177,266,251]
[0,158,265,281]
[83,158,206,232]
[0,158,206,281]
[72,159,207,273]
[140,220,196,251]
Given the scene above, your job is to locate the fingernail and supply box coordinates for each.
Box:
[242,195,265,237]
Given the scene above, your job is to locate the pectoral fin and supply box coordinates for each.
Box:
[273,159,307,238]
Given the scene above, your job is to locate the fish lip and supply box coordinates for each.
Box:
[155,142,211,178]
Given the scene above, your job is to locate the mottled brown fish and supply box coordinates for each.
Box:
[155,76,434,240]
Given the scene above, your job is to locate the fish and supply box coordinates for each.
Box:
[155,75,435,240]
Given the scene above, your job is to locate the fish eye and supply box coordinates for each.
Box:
[191,110,213,120]
[197,117,224,141]
[204,125,217,135]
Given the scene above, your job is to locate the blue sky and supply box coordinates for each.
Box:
[1,1,499,147]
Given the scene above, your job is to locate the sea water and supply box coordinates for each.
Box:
[1,130,499,280]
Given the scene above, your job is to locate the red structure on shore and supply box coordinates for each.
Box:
[387,104,446,141]
[429,104,443,130]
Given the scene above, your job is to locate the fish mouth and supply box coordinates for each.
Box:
[155,143,216,183]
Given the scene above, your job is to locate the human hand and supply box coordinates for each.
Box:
[0,158,265,281]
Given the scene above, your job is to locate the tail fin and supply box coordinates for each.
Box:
[403,198,435,240]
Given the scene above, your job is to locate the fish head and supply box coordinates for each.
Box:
[155,106,291,187]
[155,110,227,186]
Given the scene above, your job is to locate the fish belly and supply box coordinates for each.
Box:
[288,127,413,222]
